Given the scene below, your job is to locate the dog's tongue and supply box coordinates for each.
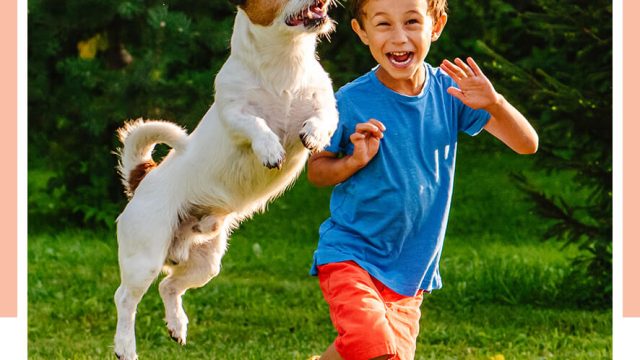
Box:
[287,2,327,27]
[308,4,325,19]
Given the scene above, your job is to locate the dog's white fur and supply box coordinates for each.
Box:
[113,1,337,358]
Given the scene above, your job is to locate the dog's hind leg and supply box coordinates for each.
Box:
[159,226,228,345]
[114,255,166,360]
[114,208,175,360]
[167,215,221,265]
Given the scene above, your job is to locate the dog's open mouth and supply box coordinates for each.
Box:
[285,0,329,29]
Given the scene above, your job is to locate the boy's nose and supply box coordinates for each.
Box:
[390,28,408,44]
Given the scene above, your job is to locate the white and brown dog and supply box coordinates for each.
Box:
[113,1,337,358]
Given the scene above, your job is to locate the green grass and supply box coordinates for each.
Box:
[28,137,611,359]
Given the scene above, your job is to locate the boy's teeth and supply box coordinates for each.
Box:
[388,51,412,65]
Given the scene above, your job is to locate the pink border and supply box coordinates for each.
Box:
[623,0,639,317]
[0,0,17,317]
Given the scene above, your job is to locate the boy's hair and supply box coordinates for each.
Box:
[350,0,448,27]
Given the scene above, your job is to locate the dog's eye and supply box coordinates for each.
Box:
[229,0,247,6]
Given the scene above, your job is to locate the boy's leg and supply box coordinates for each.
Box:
[318,343,340,360]
[319,343,388,360]
[317,261,423,360]
[376,280,424,360]
[317,261,396,359]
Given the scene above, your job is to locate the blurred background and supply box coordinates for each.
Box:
[28,0,612,358]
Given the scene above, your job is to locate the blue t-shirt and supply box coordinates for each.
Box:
[309,63,491,296]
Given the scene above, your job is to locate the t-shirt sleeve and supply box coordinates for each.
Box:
[442,74,491,136]
[455,94,491,136]
[323,93,352,155]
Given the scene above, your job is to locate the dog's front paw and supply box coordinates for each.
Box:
[252,134,285,169]
[299,117,332,153]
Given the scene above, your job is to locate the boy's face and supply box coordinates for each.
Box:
[352,0,447,92]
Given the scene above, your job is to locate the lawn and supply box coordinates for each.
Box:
[28,136,611,359]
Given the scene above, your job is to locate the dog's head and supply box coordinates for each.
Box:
[230,0,335,33]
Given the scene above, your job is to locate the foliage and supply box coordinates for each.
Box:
[28,0,236,228]
[445,0,612,307]
[28,0,611,307]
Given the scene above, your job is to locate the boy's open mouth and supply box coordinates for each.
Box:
[387,51,414,67]
[286,0,329,29]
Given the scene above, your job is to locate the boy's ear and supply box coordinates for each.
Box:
[351,18,370,46]
[431,13,448,42]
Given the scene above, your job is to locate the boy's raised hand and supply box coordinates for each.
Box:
[349,119,386,168]
[440,57,499,110]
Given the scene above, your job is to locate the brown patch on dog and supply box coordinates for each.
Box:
[128,160,157,195]
[240,0,287,26]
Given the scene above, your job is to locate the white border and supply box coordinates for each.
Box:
[613,0,623,354]
[613,0,640,359]
[1,0,29,358]
[18,0,27,354]
[2,0,626,358]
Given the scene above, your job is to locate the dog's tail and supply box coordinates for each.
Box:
[116,119,189,197]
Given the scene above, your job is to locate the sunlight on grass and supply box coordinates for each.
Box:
[28,145,611,359]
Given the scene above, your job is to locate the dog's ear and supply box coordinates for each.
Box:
[229,0,247,6]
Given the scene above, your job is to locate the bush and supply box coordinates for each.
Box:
[440,0,612,307]
[29,0,236,228]
[28,0,611,307]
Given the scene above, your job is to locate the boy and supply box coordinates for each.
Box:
[307,0,538,359]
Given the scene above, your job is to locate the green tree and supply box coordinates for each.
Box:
[29,0,237,228]
[517,0,612,308]
[28,0,611,308]
[441,0,612,307]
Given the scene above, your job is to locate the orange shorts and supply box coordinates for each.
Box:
[317,261,424,360]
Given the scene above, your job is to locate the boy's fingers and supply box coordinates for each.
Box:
[440,60,462,81]
[447,86,464,100]
[349,133,365,146]
[467,57,484,76]
[442,59,455,68]
[355,122,377,133]
[446,59,465,78]
[367,118,386,132]
[440,59,455,72]
[454,57,474,78]
[355,122,384,138]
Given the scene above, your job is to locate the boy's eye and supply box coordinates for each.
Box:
[376,22,390,27]
[406,19,420,25]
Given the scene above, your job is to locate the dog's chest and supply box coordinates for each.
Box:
[248,88,318,135]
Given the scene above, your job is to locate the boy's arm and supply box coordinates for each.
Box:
[483,97,538,154]
[307,151,363,187]
[307,119,386,187]
[440,57,538,154]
